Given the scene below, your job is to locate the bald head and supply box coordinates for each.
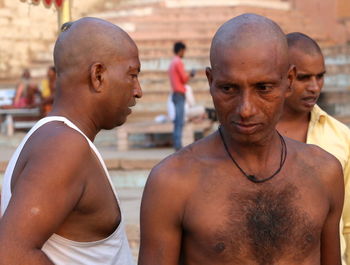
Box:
[53,17,137,76]
[286,32,322,57]
[210,13,289,71]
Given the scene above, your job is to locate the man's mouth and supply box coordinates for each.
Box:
[127,103,136,114]
[232,122,260,134]
[302,96,318,107]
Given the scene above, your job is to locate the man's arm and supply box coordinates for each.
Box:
[320,154,344,265]
[138,162,189,265]
[175,60,190,84]
[0,129,90,265]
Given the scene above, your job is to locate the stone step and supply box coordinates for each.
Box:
[324,45,350,56]
[140,68,207,78]
[164,0,291,9]
[324,74,350,91]
[325,64,350,75]
[140,77,209,92]
[319,91,350,117]
[138,48,210,60]
[135,38,212,47]
[140,56,209,71]
[134,96,213,111]
[29,42,211,62]
[106,5,309,30]
[136,90,212,104]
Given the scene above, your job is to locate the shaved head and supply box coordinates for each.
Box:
[283,32,325,115]
[210,13,289,72]
[286,32,322,56]
[51,17,142,130]
[53,17,137,77]
[206,14,294,144]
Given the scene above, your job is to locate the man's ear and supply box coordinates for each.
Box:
[286,64,296,98]
[206,67,213,87]
[90,62,106,92]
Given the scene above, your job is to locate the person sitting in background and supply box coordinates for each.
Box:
[40,66,56,116]
[12,69,40,108]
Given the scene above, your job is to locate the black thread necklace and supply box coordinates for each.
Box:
[218,126,287,183]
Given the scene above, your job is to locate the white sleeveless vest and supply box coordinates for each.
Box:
[1,116,135,265]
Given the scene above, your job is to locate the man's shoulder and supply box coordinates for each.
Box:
[171,56,182,65]
[5,121,93,209]
[287,136,339,164]
[150,133,218,181]
[309,106,350,166]
[286,136,342,179]
[169,56,180,71]
[287,137,343,197]
[311,105,350,137]
[25,121,92,164]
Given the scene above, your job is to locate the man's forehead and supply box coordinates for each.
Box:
[213,42,286,69]
[291,50,325,69]
[114,52,140,70]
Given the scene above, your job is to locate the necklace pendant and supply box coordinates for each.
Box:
[247,175,257,182]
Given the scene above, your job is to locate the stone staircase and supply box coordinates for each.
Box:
[3,0,350,123]
[97,2,350,121]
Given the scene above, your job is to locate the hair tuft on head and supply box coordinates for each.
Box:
[61,21,73,32]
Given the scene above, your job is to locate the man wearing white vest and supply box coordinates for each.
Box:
[0,17,142,265]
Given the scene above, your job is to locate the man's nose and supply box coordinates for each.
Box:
[134,80,142,99]
[307,77,321,93]
[238,91,256,119]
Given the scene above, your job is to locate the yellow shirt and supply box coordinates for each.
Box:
[307,104,350,264]
[40,79,52,98]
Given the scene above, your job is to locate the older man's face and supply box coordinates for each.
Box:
[207,43,292,144]
[103,46,142,129]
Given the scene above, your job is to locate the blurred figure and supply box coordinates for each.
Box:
[167,85,206,123]
[168,41,195,150]
[40,66,56,115]
[12,69,40,108]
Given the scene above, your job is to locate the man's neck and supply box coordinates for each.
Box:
[219,128,284,178]
[50,102,99,141]
[277,108,311,143]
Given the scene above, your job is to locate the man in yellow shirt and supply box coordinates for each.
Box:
[277,32,350,264]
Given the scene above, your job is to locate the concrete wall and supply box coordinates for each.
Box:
[292,0,350,45]
[337,0,350,20]
[0,0,100,81]
[0,1,57,80]
[165,0,290,10]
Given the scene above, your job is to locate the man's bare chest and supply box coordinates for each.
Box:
[182,178,329,265]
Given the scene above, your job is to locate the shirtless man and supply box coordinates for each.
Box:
[139,14,344,265]
[0,17,142,265]
[277,32,350,264]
